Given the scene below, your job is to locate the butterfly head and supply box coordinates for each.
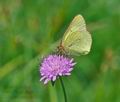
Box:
[57,42,67,55]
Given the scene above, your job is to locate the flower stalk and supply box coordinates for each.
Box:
[59,77,67,102]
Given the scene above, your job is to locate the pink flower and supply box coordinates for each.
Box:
[40,54,76,84]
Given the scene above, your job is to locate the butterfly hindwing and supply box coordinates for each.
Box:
[61,14,92,55]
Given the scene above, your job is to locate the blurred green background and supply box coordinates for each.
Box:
[0,0,120,102]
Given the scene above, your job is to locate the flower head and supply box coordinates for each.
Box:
[40,54,76,84]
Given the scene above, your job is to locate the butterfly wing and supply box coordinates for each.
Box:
[61,15,92,55]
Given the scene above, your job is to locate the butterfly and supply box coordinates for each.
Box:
[58,14,92,55]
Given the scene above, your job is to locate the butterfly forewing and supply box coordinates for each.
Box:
[61,14,92,55]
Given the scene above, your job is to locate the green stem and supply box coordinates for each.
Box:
[59,77,67,102]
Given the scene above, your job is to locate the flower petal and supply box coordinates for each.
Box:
[52,76,56,81]
[44,79,49,84]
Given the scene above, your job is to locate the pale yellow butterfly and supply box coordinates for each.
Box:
[58,14,92,55]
